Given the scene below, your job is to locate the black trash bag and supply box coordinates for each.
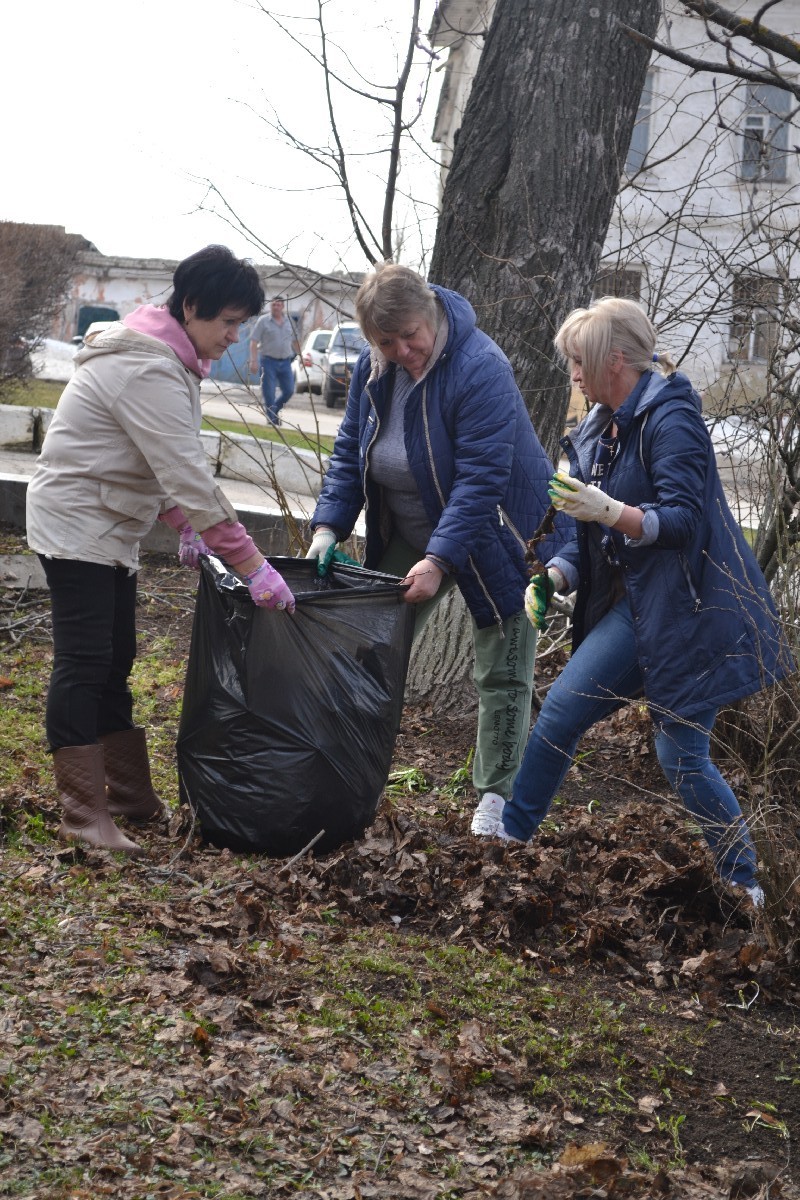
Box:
[176,555,414,856]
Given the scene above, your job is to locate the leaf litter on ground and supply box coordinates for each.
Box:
[1,529,799,1199]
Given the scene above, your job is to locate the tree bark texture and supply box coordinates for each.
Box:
[429,0,660,462]
[404,587,477,713]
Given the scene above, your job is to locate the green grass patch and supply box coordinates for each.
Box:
[1,378,64,408]
[202,414,335,455]
[0,383,335,454]
[0,642,51,790]
[284,929,687,1126]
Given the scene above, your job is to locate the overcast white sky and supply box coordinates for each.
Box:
[5,1,441,272]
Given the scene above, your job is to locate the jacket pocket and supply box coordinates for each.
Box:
[99,482,160,532]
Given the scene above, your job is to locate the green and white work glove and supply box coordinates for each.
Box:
[548,471,625,526]
[305,527,360,578]
[305,527,337,577]
[524,568,565,632]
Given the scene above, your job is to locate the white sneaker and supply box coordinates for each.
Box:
[470,792,506,837]
[495,825,525,844]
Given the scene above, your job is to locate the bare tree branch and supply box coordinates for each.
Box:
[315,2,384,264]
[680,0,800,66]
[253,1,395,108]
[382,0,422,260]
[621,23,800,98]
[0,223,82,395]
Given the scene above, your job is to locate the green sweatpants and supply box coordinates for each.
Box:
[377,536,538,799]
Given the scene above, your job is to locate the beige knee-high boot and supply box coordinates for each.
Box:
[54,744,143,855]
[99,727,166,823]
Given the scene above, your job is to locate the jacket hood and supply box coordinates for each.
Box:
[608,370,700,442]
[73,321,186,372]
[632,370,700,418]
[74,306,211,378]
[432,285,478,351]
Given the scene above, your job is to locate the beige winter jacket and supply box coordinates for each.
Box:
[26,323,237,570]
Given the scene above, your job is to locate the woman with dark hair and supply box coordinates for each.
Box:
[27,245,294,856]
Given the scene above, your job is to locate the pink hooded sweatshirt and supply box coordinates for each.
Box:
[123,304,211,378]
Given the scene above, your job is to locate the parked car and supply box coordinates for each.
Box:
[30,337,77,383]
[71,321,113,347]
[321,322,367,407]
[292,328,332,394]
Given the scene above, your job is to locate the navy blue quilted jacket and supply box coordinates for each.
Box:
[311,286,570,629]
[557,370,794,717]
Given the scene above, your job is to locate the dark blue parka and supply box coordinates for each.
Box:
[311,286,570,629]
[556,370,793,718]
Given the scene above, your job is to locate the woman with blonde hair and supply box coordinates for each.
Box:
[476,296,793,906]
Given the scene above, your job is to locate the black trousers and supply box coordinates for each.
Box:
[39,556,138,750]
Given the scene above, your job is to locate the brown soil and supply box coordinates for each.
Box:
[1,536,799,1199]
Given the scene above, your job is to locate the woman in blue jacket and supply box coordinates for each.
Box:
[477,297,793,905]
[307,263,569,829]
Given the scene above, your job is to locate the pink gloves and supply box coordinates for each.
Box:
[159,508,210,570]
[160,506,293,612]
[242,560,296,613]
[178,524,213,569]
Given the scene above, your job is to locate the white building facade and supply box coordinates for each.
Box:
[429,0,800,398]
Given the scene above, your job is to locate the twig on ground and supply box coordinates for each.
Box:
[286,829,325,867]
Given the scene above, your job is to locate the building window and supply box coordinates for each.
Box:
[728,274,780,362]
[626,69,655,174]
[740,83,791,182]
[593,268,642,301]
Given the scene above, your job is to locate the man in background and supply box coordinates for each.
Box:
[249,297,300,426]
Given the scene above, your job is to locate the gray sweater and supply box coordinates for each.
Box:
[367,365,433,552]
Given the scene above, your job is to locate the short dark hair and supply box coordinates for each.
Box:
[167,245,265,322]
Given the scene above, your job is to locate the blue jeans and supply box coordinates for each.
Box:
[503,597,758,886]
[259,356,294,424]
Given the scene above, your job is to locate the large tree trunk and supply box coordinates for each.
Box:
[407,0,660,707]
[404,587,476,713]
[429,0,660,462]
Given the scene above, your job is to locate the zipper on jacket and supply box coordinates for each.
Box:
[421,382,504,633]
[679,552,702,612]
[362,378,383,529]
[468,554,505,635]
[498,505,529,555]
[421,381,447,511]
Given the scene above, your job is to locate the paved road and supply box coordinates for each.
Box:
[199,378,344,441]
